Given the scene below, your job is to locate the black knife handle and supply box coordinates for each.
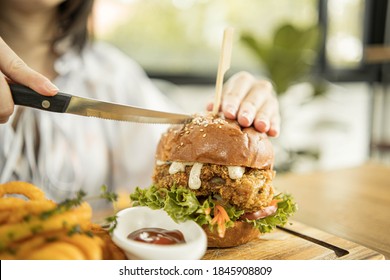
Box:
[9,83,72,113]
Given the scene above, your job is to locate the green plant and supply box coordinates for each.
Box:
[241,23,323,95]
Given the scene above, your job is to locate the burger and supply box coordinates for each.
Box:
[130,113,296,247]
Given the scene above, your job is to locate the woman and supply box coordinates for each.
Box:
[0,0,280,204]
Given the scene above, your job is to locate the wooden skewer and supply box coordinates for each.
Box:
[212,27,234,116]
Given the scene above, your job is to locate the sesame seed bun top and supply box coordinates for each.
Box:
[155,113,274,169]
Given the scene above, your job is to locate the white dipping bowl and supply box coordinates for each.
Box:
[111,207,207,260]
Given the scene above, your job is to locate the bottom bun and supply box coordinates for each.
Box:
[202,221,261,248]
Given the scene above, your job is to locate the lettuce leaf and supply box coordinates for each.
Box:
[129,185,297,233]
[164,186,199,222]
[130,185,167,209]
[130,185,200,222]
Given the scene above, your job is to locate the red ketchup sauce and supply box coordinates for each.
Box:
[127,227,186,245]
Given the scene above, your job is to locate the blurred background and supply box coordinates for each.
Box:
[92,0,390,174]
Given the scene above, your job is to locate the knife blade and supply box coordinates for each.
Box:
[9,84,192,124]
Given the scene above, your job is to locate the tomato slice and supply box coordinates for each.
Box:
[240,200,279,220]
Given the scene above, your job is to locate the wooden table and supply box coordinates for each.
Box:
[273,161,390,259]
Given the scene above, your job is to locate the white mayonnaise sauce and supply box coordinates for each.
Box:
[156,160,167,166]
[169,162,192,174]
[167,161,245,190]
[189,163,203,189]
[227,166,245,179]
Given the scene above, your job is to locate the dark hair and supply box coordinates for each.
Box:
[55,0,95,53]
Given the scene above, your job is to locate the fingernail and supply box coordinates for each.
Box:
[239,112,253,126]
[255,119,269,132]
[225,105,237,117]
[268,128,279,137]
[44,81,59,93]
[241,111,253,124]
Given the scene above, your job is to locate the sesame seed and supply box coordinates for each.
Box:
[203,134,206,138]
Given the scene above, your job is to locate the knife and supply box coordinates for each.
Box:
[9,84,192,124]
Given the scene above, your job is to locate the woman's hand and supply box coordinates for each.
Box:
[0,37,58,124]
[207,71,280,137]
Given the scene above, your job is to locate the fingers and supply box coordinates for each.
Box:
[0,37,59,123]
[254,98,281,137]
[220,71,255,119]
[236,80,272,127]
[214,71,280,136]
[0,37,58,96]
[0,73,14,124]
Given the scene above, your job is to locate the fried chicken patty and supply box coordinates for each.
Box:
[152,163,275,212]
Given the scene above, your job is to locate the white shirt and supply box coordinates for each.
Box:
[0,41,180,204]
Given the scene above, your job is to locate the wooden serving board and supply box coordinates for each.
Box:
[202,221,384,260]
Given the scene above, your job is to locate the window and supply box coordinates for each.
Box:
[325,0,365,69]
[93,0,319,82]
